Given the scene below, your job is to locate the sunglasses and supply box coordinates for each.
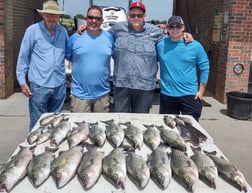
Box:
[43,13,61,18]
[129,14,144,18]
[167,25,182,30]
[87,15,102,21]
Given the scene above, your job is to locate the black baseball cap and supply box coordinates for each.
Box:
[168,16,184,25]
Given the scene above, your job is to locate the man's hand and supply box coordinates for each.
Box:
[195,83,206,100]
[183,32,194,43]
[156,24,167,29]
[77,25,87,35]
[21,84,32,97]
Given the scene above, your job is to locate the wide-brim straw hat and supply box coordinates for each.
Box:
[37,0,65,15]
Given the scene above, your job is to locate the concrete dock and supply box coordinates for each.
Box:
[0,91,252,186]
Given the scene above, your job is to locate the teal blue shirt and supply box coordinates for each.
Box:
[157,38,209,97]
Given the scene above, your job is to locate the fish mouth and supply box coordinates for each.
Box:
[0,184,8,193]
[211,178,216,189]
[83,181,89,189]
[160,183,167,190]
[83,181,93,190]
[50,139,57,146]
[135,143,141,150]
[160,179,171,190]
[0,183,13,193]
[140,177,150,189]
[116,180,125,189]
[241,184,248,193]
[188,183,197,193]
[152,177,169,190]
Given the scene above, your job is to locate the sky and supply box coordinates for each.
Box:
[58,0,173,21]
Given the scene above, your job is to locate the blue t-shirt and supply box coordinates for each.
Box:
[66,31,114,99]
[157,38,209,97]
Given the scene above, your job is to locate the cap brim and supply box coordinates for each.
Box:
[37,9,65,15]
[168,21,183,25]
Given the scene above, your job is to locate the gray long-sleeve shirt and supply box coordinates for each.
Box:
[110,21,166,90]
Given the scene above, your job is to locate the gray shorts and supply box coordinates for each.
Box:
[70,94,110,113]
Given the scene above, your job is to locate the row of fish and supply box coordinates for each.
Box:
[0,143,248,193]
[26,113,207,154]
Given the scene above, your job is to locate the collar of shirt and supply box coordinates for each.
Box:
[128,21,146,33]
[39,20,61,38]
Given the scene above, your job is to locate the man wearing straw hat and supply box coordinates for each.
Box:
[16,0,68,131]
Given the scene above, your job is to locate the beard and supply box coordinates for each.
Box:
[131,22,141,27]
[89,26,100,31]
[46,23,56,31]
[130,20,144,29]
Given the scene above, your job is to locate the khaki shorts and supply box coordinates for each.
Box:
[70,94,110,112]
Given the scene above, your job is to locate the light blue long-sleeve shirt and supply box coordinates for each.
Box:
[157,38,209,97]
[16,20,68,88]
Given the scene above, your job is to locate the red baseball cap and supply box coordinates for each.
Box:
[129,2,146,12]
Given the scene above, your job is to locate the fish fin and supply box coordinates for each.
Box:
[74,121,86,126]
[90,122,99,126]
[85,143,98,151]
[45,146,58,153]
[155,125,165,130]
[63,117,69,122]
[120,144,135,154]
[120,121,131,127]
[142,124,155,129]
[0,164,5,172]
[203,150,217,155]
[190,146,201,153]
[100,119,114,124]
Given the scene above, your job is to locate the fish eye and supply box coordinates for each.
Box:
[83,173,87,179]
[158,173,162,179]
[206,174,211,179]
[185,176,191,182]
[56,172,62,178]
[236,179,242,185]
[113,173,118,179]
[136,174,142,179]
[234,175,242,185]
[0,176,6,181]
